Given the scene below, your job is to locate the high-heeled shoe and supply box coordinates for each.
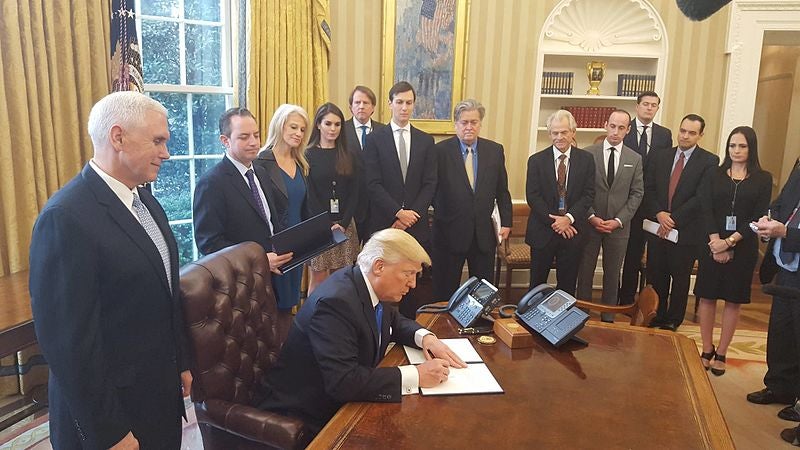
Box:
[711,353,726,376]
[700,345,715,371]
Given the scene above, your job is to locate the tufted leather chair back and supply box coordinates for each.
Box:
[180,242,310,449]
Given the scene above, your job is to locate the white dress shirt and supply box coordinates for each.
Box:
[635,118,653,154]
[361,269,431,395]
[390,120,412,167]
[552,146,575,223]
[226,152,274,234]
[353,118,374,149]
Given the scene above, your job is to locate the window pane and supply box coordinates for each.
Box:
[185,0,220,22]
[195,157,223,179]
[149,92,189,156]
[141,0,180,18]
[186,24,222,86]
[170,223,195,267]
[153,159,191,221]
[142,19,181,84]
[192,94,227,154]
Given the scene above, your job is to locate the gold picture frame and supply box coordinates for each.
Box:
[381,0,470,134]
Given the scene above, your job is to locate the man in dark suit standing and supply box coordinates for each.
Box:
[192,107,292,267]
[343,86,386,242]
[619,91,673,305]
[526,109,595,295]
[259,229,466,435]
[643,114,719,331]
[29,92,191,449]
[432,99,512,300]
[748,169,800,437]
[363,81,437,316]
[576,110,643,321]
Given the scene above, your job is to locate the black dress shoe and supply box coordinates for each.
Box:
[747,388,796,405]
[648,318,665,328]
[659,322,677,332]
[780,405,800,422]
[781,426,800,446]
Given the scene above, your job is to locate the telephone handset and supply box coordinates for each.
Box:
[514,284,589,347]
[417,277,500,328]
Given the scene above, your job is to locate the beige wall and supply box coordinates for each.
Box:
[328,0,730,198]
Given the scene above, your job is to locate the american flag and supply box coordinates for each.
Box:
[417,0,456,54]
[111,0,143,92]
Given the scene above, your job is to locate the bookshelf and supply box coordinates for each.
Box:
[529,0,668,152]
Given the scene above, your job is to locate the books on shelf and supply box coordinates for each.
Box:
[561,106,616,129]
[541,72,574,95]
[617,74,656,97]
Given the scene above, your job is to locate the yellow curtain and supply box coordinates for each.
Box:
[0,1,111,276]
[248,0,330,136]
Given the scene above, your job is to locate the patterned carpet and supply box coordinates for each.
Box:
[0,326,790,449]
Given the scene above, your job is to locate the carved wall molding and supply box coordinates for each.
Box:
[542,0,662,52]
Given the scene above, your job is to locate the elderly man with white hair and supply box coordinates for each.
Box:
[259,228,466,435]
[29,91,191,449]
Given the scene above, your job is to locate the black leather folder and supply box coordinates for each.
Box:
[271,212,348,272]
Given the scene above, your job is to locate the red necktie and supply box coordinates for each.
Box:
[668,151,685,210]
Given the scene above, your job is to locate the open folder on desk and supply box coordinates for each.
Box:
[403,338,504,396]
[271,212,348,272]
[643,218,679,243]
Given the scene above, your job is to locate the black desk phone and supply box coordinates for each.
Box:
[416,277,500,328]
[514,284,589,347]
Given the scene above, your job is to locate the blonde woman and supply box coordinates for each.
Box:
[255,104,312,339]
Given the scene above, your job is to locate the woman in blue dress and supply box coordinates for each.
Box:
[255,104,312,341]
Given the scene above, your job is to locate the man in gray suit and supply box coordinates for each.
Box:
[576,109,644,322]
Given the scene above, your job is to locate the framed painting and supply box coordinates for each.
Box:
[381,0,470,134]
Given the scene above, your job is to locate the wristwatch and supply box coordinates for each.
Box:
[726,236,736,247]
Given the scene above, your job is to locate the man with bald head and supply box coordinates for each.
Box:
[29,92,192,449]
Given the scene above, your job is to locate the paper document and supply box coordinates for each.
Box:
[491,204,503,244]
[403,338,483,365]
[420,363,504,396]
[643,219,678,243]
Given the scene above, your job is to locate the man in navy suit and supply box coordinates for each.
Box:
[342,86,386,242]
[259,229,466,435]
[619,91,673,305]
[29,92,191,449]
[643,114,719,331]
[192,107,291,268]
[432,99,512,300]
[525,109,595,295]
[363,81,437,316]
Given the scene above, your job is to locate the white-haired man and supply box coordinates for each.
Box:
[29,91,192,449]
[259,228,466,435]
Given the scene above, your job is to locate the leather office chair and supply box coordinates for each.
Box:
[180,242,312,449]
[494,203,531,302]
[575,285,659,326]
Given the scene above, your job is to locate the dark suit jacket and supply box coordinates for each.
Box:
[525,146,596,249]
[29,165,188,449]
[254,148,313,233]
[363,123,437,242]
[584,143,644,239]
[433,136,512,254]
[259,265,422,427]
[623,120,673,170]
[643,146,720,246]
[761,168,800,284]
[193,156,275,255]
[345,118,386,229]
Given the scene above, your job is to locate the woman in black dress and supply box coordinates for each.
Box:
[306,103,362,294]
[694,126,772,376]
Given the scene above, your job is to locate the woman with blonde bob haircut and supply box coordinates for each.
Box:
[255,103,313,340]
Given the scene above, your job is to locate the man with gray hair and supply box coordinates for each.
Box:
[525,109,595,294]
[432,99,512,300]
[259,228,466,435]
[29,91,191,449]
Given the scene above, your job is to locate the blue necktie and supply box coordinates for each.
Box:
[375,302,383,354]
[360,125,368,149]
[245,169,271,228]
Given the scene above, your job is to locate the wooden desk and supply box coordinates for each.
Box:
[0,270,35,358]
[311,313,734,449]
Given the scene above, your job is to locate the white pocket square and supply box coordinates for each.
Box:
[623,164,634,168]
